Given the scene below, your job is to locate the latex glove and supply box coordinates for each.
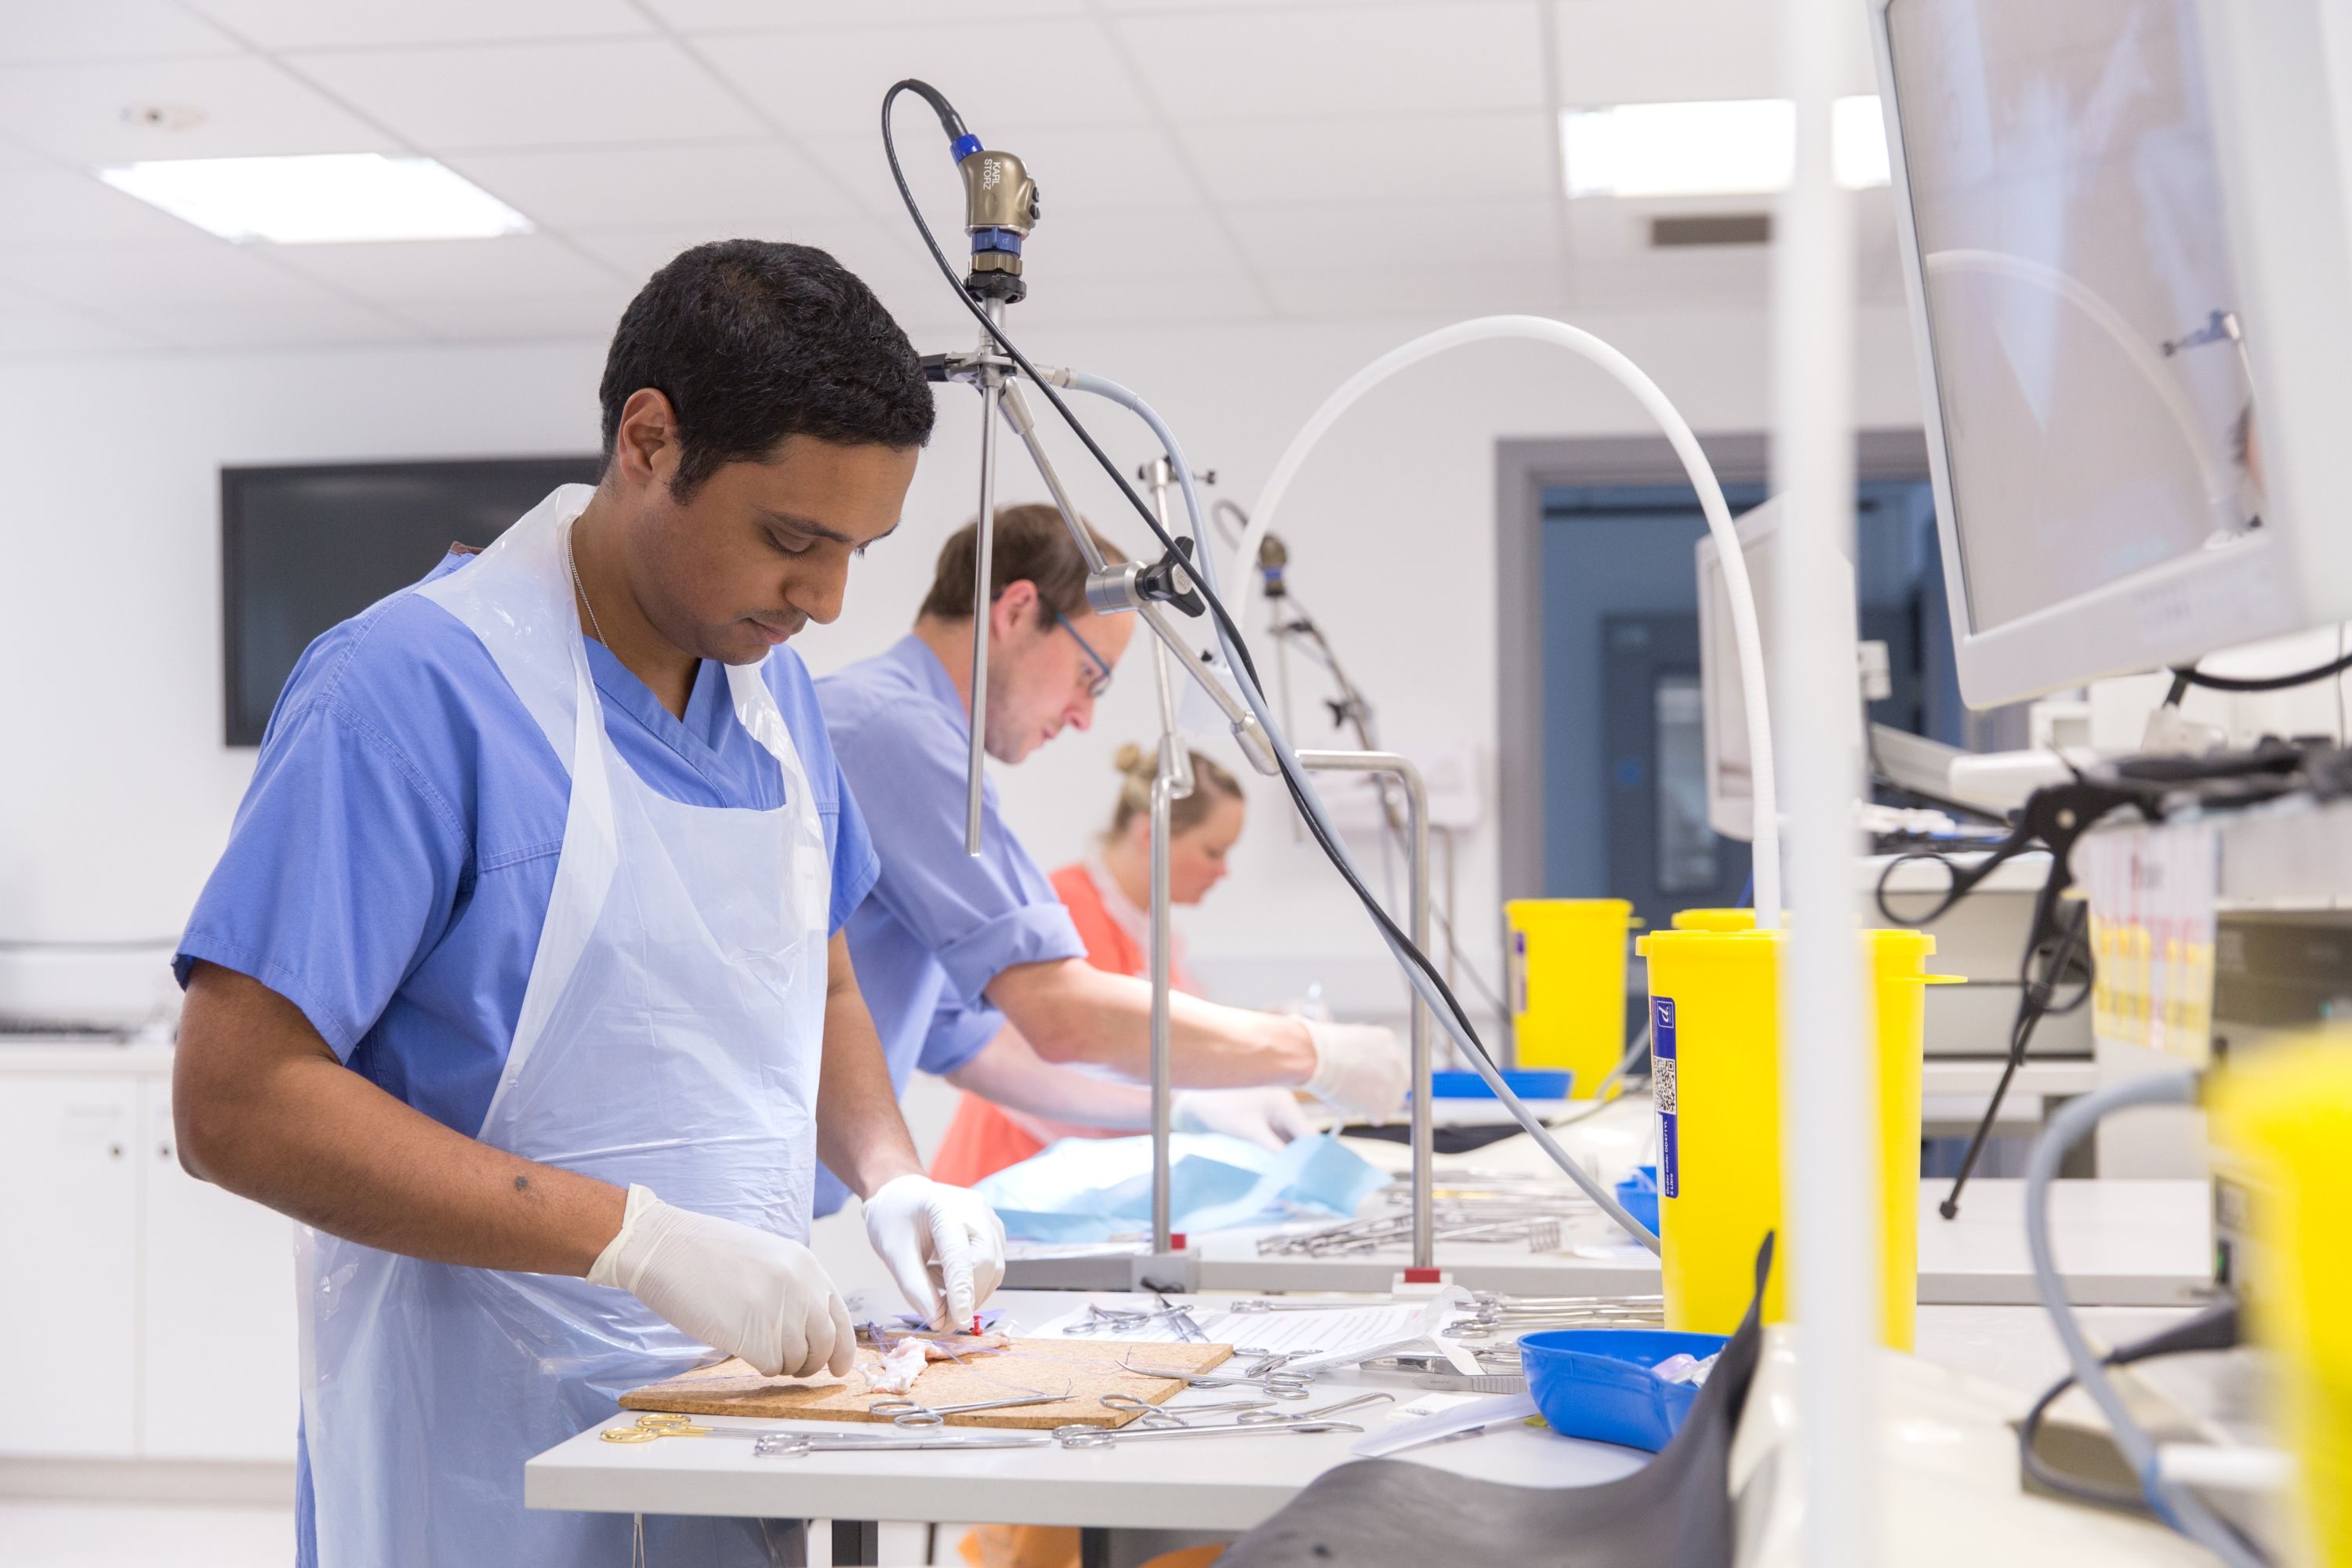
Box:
[1301,1019,1409,1123]
[587,1185,855,1380]
[1172,1086,1317,1149]
[862,1174,1008,1330]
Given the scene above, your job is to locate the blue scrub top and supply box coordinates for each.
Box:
[176,545,879,1568]
[815,635,1087,1215]
[176,546,879,1139]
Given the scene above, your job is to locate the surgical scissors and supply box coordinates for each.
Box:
[603,1414,949,1446]
[1117,1357,1312,1399]
[1235,1392,1392,1426]
[1054,1301,1201,1338]
[1097,1393,1274,1429]
[753,1430,1052,1458]
[1052,1414,1366,1448]
[867,1388,1071,1428]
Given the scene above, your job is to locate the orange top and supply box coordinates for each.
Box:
[929,860,1193,1188]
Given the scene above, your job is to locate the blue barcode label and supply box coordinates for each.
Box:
[1653,997,1679,1198]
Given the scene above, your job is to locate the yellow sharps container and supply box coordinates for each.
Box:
[1505,898,1636,1097]
[1635,926,1942,1349]
[2211,1037,2352,1566]
[1671,908,1758,932]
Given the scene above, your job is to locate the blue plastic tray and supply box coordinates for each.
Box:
[1519,1328,1729,1452]
[1425,1069,1573,1100]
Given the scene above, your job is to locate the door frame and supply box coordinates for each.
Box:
[1494,430,1932,905]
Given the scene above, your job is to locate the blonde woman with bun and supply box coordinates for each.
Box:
[929,743,1313,1186]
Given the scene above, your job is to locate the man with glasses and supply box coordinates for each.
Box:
[811,505,1407,1219]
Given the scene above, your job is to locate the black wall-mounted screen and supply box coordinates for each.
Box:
[221,456,602,746]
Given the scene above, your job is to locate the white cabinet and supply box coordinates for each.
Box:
[0,1073,140,1457]
[0,1052,299,1466]
[140,1076,300,1462]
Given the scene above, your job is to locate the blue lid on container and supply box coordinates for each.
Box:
[1423,1068,1573,1100]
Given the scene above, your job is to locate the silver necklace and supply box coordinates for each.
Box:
[566,528,608,645]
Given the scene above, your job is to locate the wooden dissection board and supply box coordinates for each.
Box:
[619,1338,1233,1431]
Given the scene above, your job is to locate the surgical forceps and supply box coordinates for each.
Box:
[868,1387,1072,1428]
[1118,1356,1312,1399]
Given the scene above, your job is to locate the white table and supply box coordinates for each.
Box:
[524,1291,1644,1565]
[1005,1178,2216,1307]
[526,1291,2250,1565]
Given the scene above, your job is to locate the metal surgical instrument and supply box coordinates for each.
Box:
[602,1414,961,1446]
[1097,1393,1275,1428]
[1117,1357,1312,1399]
[1053,1415,1367,1448]
[867,1388,1072,1428]
[1236,1392,1393,1425]
[1054,1301,1202,1338]
[752,1431,1053,1458]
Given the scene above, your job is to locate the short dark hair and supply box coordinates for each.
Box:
[917,503,1126,624]
[599,240,935,499]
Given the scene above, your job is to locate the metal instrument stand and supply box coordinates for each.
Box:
[1142,459,1197,1254]
[1294,750,1432,1270]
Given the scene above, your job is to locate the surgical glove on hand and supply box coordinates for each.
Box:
[1301,1020,1410,1123]
[1172,1086,1317,1149]
[862,1174,1008,1330]
[587,1185,854,1381]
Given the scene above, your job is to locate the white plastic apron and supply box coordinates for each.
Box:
[294,485,829,1566]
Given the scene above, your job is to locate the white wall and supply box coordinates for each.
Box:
[0,303,1927,1018]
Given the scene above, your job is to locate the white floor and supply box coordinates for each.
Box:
[1,1501,957,1566]
[1,1501,293,1568]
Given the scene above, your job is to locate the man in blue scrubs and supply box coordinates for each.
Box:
[170,241,1002,1566]
[814,506,1410,1217]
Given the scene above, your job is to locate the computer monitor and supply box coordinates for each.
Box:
[1868,0,2352,710]
[1698,499,1859,842]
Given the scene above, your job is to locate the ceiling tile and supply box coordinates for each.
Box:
[642,0,1087,27]
[378,287,634,343]
[0,169,220,247]
[291,38,766,151]
[263,234,626,303]
[0,56,396,164]
[565,216,975,342]
[0,286,163,354]
[1565,245,1768,309]
[1224,195,1560,274]
[1114,2,1544,120]
[1552,0,1878,105]
[0,241,419,347]
[447,141,867,232]
[1017,205,1252,282]
[693,20,1152,145]
[1179,113,1555,204]
[0,2,241,64]
[799,121,1202,230]
[1012,270,1275,330]
[1261,260,1568,320]
[186,0,653,49]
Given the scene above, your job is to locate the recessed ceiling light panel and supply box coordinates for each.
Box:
[97,153,532,245]
[1562,97,1893,199]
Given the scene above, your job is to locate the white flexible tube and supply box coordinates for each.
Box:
[1062,370,1662,1250]
[1231,315,1784,927]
